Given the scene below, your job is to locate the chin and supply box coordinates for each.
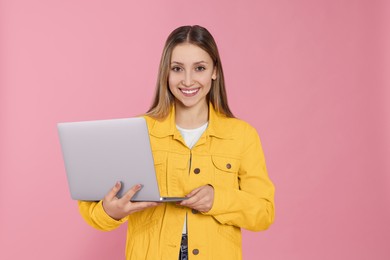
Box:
[178,100,197,108]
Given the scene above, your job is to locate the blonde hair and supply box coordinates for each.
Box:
[146,25,234,119]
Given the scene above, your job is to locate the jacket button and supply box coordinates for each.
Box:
[226,163,232,169]
[192,249,199,255]
[194,168,200,174]
[192,209,199,214]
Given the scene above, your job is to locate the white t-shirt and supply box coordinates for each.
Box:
[176,122,208,149]
[176,122,208,234]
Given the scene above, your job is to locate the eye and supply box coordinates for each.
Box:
[195,66,206,72]
[171,66,183,72]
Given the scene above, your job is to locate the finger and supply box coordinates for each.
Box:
[118,184,143,206]
[180,193,201,207]
[126,201,160,214]
[180,186,206,206]
[182,187,213,210]
[185,186,203,198]
[104,181,122,201]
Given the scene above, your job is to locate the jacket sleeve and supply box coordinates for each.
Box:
[204,124,275,231]
[78,200,127,231]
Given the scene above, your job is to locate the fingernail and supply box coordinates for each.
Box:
[137,184,143,189]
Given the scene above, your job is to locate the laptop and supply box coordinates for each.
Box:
[57,117,186,202]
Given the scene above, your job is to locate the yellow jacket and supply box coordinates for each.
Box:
[78,105,275,259]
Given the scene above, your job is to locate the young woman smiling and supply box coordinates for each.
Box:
[78,25,275,260]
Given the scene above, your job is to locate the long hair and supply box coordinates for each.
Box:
[146,25,234,119]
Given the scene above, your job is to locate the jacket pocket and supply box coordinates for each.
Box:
[211,155,240,188]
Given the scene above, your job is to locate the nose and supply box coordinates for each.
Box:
[182,71,194,87]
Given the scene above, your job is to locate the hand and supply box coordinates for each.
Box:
[102,182,160,220]
[179,185,214,213]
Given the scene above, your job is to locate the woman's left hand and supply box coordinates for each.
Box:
[179,185,214,213]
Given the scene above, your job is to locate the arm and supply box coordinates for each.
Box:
[204,125,275,231]
[78,183,160,231]
[78,200,127,231]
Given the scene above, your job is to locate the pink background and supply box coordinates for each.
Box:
[1,0,389,259]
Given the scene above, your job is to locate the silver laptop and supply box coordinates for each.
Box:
[57,117,186,202]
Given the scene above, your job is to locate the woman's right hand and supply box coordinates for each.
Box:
[102,182,160,220]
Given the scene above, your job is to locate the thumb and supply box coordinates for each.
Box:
[186,186,202,197]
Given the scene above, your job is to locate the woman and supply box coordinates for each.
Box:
[79,25,275,260]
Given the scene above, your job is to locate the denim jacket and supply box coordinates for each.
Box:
[78,104,275,259]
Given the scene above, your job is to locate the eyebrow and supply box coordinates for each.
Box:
[170,61,209,65]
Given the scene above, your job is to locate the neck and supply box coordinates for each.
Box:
[175,101,209,129]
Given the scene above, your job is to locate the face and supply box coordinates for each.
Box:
[168,43,217,111]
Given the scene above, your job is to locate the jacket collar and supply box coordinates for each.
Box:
[149,103,233,139]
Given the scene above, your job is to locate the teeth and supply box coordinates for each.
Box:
[181,89,198,94]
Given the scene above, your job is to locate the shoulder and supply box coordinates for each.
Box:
[143,115,157,127]
[141,116,153,133]
[142,114,175,137]
[212,114,259,139]
[227,117,255,130]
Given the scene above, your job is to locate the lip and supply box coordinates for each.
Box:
[179,88,200,97]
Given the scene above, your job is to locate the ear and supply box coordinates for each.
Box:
[212,67,217,80]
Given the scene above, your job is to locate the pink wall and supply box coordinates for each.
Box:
[1,0,389,259]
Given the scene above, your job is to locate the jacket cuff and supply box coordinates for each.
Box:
[91,201,127,229]
[203,184,231,218]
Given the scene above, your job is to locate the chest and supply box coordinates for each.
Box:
[150,134,242,196]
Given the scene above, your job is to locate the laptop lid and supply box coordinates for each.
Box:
[57,117,185,202]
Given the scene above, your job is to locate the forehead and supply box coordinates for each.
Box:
[171,43,212,63]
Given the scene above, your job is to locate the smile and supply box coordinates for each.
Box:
[180,88,199,96]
